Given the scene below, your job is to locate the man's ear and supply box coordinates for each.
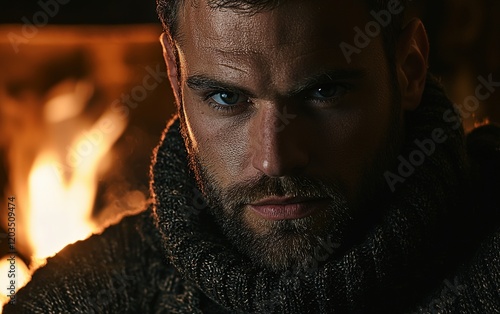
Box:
[396,18,429,111]
[160,32,181,106]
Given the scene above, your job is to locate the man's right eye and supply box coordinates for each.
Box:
[209,91,249,106]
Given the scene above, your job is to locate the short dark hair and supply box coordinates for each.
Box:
[156,0,409,60]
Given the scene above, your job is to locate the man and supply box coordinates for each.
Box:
[5,0,500,313]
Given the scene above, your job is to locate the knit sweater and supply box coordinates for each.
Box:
[4,78,500,313]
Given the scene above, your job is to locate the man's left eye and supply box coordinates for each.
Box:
[309,84,347,100]
[210,91,248,106]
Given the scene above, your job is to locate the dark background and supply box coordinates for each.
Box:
[1,0,159,25]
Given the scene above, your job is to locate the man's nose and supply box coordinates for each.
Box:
[250,104,309,177]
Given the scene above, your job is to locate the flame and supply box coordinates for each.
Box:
[28,109,127,261]
[0,87,127,310]
[0,256,31,307]
[27,151,96,261]
[43,80,94,123]
[474,117,491,129]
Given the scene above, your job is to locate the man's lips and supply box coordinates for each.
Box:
[248,196,329,221]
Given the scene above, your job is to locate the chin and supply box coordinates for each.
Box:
[211,203,349,273]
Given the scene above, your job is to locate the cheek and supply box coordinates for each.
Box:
[313,85,394,196]
[182,96,248,186]
[335,57,395,191]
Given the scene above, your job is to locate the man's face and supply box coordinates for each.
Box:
[172,0,404,271]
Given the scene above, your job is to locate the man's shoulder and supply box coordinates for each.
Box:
[53,208,165,265]
[3,209,181,313]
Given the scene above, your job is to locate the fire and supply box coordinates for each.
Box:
[0,256,30,307]
[27,109,126,261]
[474,117,491,129]
[0,80,127,309]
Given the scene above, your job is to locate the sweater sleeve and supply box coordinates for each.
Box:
[2,209,169,314]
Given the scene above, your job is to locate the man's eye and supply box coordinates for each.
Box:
[309,84,347,100]
[210,91,248,106]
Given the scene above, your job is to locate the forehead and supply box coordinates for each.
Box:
[175,0,385,90]
[178,0,371,50]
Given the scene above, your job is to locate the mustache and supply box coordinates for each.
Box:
[207,175,347,210]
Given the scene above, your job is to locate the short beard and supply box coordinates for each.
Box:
[197,170,353,272]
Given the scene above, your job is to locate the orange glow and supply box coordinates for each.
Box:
[1,87,127,311]
[28,108,126,262]
[0,256,31,307]
[0,25,165,312]
[474,117,491,129]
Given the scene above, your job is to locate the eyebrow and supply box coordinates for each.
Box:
[186,68,366,98]
[186,75,257,98]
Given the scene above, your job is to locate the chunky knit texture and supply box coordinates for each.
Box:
[4,78,499,313]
